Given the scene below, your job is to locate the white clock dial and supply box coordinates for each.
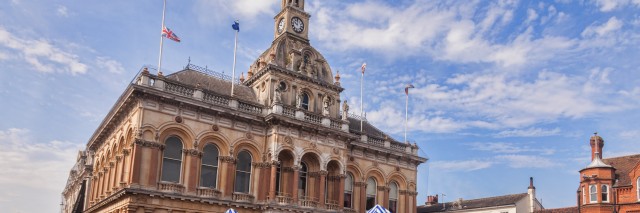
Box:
[278,18,285,33]
[291,17,304,33]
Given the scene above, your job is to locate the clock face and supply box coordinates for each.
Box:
[278,18,285,33]
[291,17,304,33]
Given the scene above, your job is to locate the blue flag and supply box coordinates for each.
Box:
[232,20,240,32]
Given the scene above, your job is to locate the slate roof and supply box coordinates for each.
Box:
[165,69,259,104]
[418,193,529,213]
[602,154,640,187]
[534,206,578,213]
[347,117,398,142]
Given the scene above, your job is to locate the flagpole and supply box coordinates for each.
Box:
[157,0,166,75]
[405,90,409,143]
[231,21,238,97]
[360,66,364,132]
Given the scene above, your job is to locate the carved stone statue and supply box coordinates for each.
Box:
[296,90,303,109]
[342,100,349,120]
[273,88,282,105]
[322,96,330,116]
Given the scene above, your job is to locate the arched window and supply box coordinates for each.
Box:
[366,177,377,210]
[601,185,609,202]
[302,93,310,110]
[344,172,354,208]
[389,182,399,213]
[234,151,252,193]
[589,184,597,203]
[200,144,219,188]
[161,136,183,182]
[298,162,308,196]
[637,177,640,201]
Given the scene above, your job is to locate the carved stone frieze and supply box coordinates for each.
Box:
[122,148,131,156]
[219,156,236,164]
[134,138,165,150]
[318,170,328,176]
[182,149,203,157]
[252,162,272,168]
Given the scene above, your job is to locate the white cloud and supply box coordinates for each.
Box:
[594,0,640,11]
[469,142,556,155]
[0,128,82,213]
[496,155,560,168]
[0,27,87,74]
[57,5,69,17]
[193,0,277,26]
[309,1,576,67]
[495,127,561,138]
[366,104,466,134]
[96,57,125,74]
[430,160,493,172]
[414,70,630,128]
[582,17,623,37]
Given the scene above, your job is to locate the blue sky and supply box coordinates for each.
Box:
[1,0,639,212]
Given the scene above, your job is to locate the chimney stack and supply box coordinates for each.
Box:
[425,195,439,206]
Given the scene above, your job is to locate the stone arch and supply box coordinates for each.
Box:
[197,133,231,155]
[386,172,408,189]
[158,123,196,148]
[125,127,134,146]
[364,167,386,184]
[299,151,322,172]
[347,164,364,182]
[232,141,261,159]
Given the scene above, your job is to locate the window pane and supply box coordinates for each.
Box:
[202,144,219,166]
[165,137,183,159]
[237,151,252,172]
[345,173,353,191]
[602,185,608,201]
[344,192,352,208]
[366,197,376,210]
[389,200,397,213]
[234,172,250,193]
[366,178,376,195]
[590,185,597,202]
[161,159,180,182]
[389,182,398,199]
[200,165,217,188]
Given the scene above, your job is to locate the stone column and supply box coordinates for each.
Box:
[338,175,346,210]
[269,161,279,201]
[357,182,366,212]
[183,149,202,193]
[220,156,236,197]
[381,186,389,207]
[318,171,328,208]
[292,166,300,203]
[130,140,144,185]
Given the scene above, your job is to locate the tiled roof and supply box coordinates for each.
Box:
[602,154,640,187]
[418,193,529,213]
[534,206,578,213]
[165,69,259,104]
[347,117,398,142]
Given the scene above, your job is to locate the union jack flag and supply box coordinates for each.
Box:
[162,26,181,42]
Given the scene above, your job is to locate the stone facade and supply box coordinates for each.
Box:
[61,1,427,213]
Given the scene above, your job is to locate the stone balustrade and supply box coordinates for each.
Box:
[157,182,185,194]
[196,187,221,198]
[232,192,255,202]
[299,196,318,208]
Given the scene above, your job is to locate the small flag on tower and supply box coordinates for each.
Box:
[232,20,240,32]
[405,84,415,95]
[361,63,367,74]
[162,26,181,42]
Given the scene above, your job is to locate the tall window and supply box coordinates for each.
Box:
[582,186,586,204]
[275,162,282,193]
[161,136,183,182]
[344,173,353,208]
[637,177,640,201]
[302,93,310,110]
[298,162,308,196]
[589,184,597,203]
[601,185,609,202]
[366,177,377,210]
[200,144,219,188]
[234,151,252,193]
[389,182,399,213]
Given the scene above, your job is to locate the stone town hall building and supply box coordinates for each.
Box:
[61,1,427,213]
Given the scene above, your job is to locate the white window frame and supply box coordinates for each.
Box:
[344,172,354,208]
[234,150,252,194]
[601,185,610,203]
[637,177,640,201]
[161,136,183,183]
[199,143,219,188]
[582,186,586,204]
[589,184,597,203]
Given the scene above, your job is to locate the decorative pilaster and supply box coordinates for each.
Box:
[318,170,328,208]
[355,181,366,212]
[269,161,280,202]
[292,165,300,203]
[338,174,346,210]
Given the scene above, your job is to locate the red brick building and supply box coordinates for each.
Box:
[537,134,640,213]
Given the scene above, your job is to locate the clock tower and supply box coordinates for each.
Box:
[274,0,310,41]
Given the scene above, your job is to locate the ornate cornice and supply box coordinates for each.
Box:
[182,149,203,157]
[219,156,236,164]
[134,138,164,150]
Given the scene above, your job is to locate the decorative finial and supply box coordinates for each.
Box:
[335,70,341,82]
[187,57,191,66]
[239,72,245,83]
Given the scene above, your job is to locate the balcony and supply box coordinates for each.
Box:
[197,187,221,198]
[157,182,185,194]
[232,192,255,202]
[299,196,318,208]
[325,200,340,210]
[275,193,294,205]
